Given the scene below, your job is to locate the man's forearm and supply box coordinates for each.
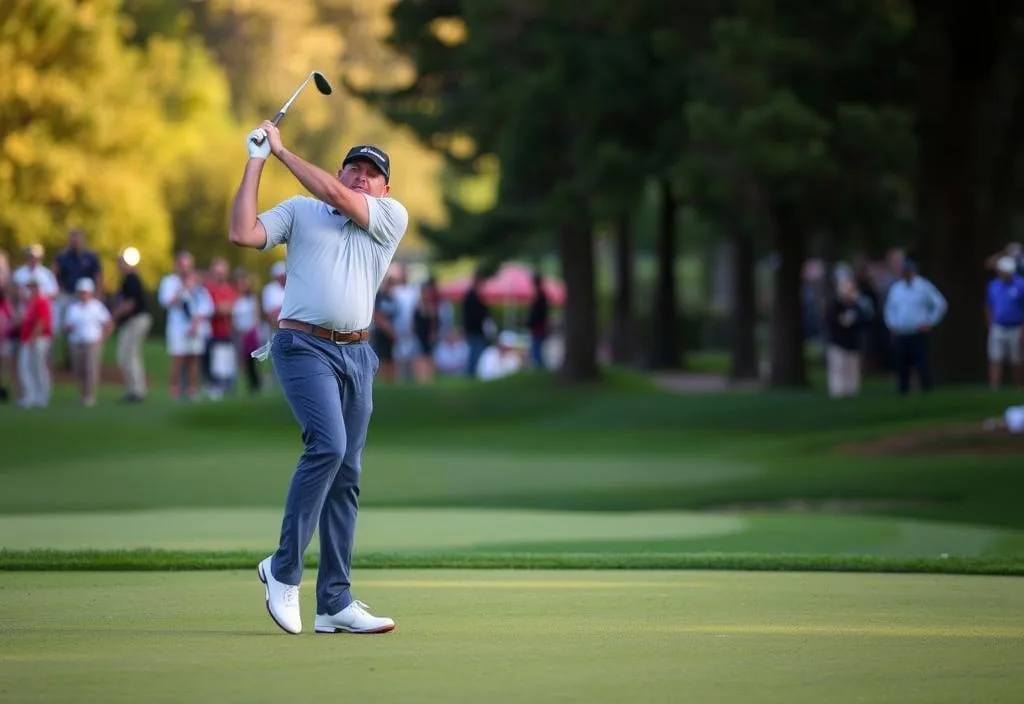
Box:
[275,149,366,225]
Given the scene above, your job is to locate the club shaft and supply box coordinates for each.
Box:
[250,72,321,145]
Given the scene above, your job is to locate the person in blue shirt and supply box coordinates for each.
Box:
[883,259,948,394]
[986,256,1024,389]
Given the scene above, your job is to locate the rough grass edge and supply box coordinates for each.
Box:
[1,549,1022,576]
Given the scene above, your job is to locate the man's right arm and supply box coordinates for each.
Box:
[229,159,271,249]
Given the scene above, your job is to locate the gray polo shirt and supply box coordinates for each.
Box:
[258,194,408,331]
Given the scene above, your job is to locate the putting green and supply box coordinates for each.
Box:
[0,570,1021,703]
[2,508,1023,558]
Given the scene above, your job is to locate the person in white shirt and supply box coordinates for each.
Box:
[231,268,263,394]
[11,244,59,302]
[158,252,214,401]
[63,278,113,407]
[433,328,469,376]
[262,261,287,331]
[476,331,525,381]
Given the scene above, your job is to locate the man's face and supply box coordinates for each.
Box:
[69,230,84,250]
[76,289,92,302]
[338,159,389,198]
[175,254,194,277]
[887,250,904,274]
[210,259,229,282]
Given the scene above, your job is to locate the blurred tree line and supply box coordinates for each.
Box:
[357,0,1024,386]
[0,0,446,286]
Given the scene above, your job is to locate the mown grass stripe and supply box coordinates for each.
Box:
[1,549,1022,575]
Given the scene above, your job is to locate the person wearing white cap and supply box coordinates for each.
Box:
[259,261,287,390]
[986,255,1024,389]
[63,278,113,407]
[262,260,287,330]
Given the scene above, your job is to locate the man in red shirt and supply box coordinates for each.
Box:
[203,257,239,399]
[18,275,54,408]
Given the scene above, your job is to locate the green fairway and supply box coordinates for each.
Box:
[2,507,1024,560]
[2,367,1023,571]
[1,570,1022,703]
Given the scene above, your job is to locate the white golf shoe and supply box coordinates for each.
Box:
[314,601,396,634]
[257,556,302,635]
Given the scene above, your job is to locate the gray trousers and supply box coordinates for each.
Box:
[70,341,102,402]
[269,329,378,615]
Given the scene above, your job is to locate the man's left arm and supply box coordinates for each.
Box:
[260,121,371,229]
[928,281,948,326]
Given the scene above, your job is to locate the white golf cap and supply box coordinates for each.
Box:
[76,278,95,293]
[270,261,287,277]
[997,256,1017,274]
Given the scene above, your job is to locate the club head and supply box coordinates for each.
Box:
[313,72,333,95]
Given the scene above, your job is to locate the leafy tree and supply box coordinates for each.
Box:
[912,0,1024,383]
[0,0,177,283]
[684,0,914,387]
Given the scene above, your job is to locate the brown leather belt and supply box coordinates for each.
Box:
[278,319,369,344]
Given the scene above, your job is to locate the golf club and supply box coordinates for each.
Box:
[250,71,333,146]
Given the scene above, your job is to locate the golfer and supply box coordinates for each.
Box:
[228,120,408,635]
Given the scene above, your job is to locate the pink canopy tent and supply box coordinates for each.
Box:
[437,263,566,306]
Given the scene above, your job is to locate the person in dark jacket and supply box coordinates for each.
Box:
[461,271,493,376]
[525,272,549,370]
[825,276,874,398]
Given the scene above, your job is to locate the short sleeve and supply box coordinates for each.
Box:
[157,275,178,308]
[258,197,300,251]
[364,196,409,248]
[96,301,112,323]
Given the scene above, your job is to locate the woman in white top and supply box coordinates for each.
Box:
[158,265,214,401]
[63,279,113,406]
[232,268,263,394]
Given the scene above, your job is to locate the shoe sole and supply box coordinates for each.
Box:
[257,562,301,635]
[313,624,396,635]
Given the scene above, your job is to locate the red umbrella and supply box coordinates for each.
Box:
[438,264,565,306]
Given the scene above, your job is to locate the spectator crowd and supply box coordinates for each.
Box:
[815,243,1024,399]
[0,231,556,409]
[6,226,1018,411]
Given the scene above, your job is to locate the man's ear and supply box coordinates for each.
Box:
[382,184,391,197]
[336,169,344,179]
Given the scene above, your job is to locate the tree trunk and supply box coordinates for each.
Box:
[768,202,809,388]
[610,217,636,365]
[649,178,683,370]
[912,1,1024,384]
[729,226,760,381]
[557,220,600,383]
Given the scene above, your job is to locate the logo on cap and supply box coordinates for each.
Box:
[359,146,386,162]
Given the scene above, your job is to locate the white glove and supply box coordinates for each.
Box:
[247,129,271,160]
